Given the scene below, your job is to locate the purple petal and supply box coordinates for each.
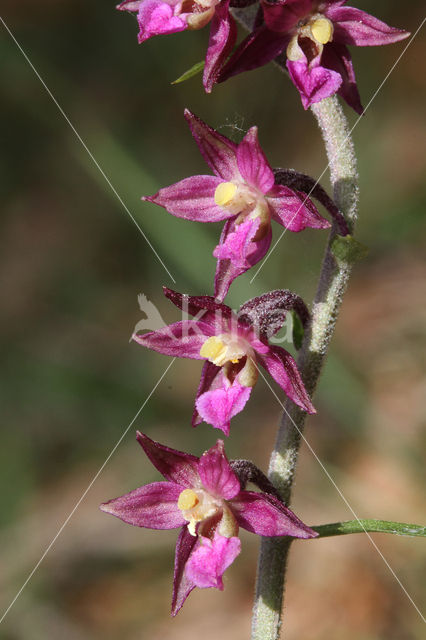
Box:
[195,378,252,435]
[136,432,200,488]
[238,289,310,341]
[246,334,270,356]
[325,5,410,47]
[267,185,330,231]
[198,440,240,499]
[321,42,363,115]
[272,168,350,236]
[185,532,241,590]
[258,345,315,414]
[100,481,185,529]
[230,491,317,538]
[203,1,238,93]
[163,287,233,326]
[137,0,187,43]
[214,217,272,302]
[263,0,311,33]
[184,109,240,181]
[287,58,342,110]
[236,127,274,193]
[192,361,221,427]
[172,526,198,615]
[144,175,232,222]
[219,26,288,83]
[132,320,215,359]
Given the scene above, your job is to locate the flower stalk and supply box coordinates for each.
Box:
[251,95,359,640]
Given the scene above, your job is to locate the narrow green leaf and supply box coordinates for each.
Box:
[311,519,426,539]
[331,234,369,263]
[172,61,205,85]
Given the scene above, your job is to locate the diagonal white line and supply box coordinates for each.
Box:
[0,16,176,284]
[257,367,426,623]
[0,358,176,625]
[249,17,426,284]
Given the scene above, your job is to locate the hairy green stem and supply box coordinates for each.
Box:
[312,520,426,539]
[251,96,359,640]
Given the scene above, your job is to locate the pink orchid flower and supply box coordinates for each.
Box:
[101,433,317,614]
[117,0,237,91]
[144,110,330,301]
[219,0,410,113]
[133,287,315,435]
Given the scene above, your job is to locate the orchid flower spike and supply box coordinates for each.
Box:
[100,433,317,614]
[218,0,410,113]
[144,110,330,300]
[117,0,242,91]
[133,287,315,435]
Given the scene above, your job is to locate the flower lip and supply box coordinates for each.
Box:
[185,531,241,590]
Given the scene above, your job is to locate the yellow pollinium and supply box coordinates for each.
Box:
[310,17,333,44]
[200,336,227,363]
[214,181,237,207]
[178,489,199,511]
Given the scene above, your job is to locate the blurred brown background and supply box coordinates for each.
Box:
[1,1,425,638]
